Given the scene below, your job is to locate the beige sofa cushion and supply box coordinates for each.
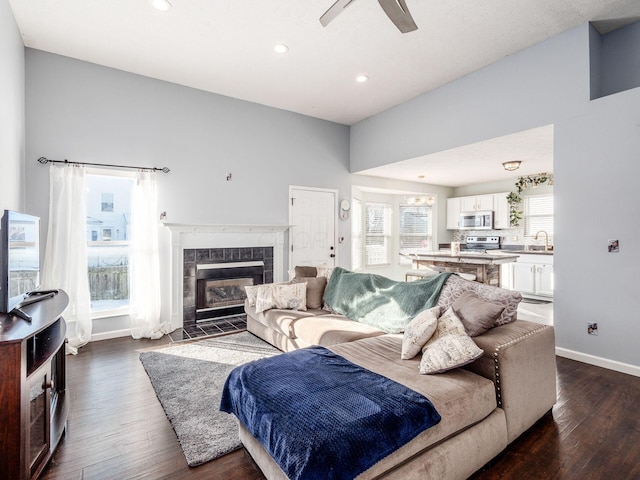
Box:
[329,335,499,476]
[245,303,321,339]
[292,314,385,346]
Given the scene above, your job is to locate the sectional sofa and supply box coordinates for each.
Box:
[237,269,557,479]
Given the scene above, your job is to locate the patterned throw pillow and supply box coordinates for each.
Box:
[255,284,277,313]
[316,265,335,282]
[244,285,260,307]
[401,306,441,360]
[437,275,522,327]
[273,282,307,311]
[420,307,484,374]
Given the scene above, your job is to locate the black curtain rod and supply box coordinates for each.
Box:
[36,157,170,173]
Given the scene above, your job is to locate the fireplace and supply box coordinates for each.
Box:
[195,261,265,321]
[182,245,274,329]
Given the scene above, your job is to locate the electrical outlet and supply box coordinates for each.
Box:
[587,322,598,335]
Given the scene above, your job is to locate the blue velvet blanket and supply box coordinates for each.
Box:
[220,346,441,480]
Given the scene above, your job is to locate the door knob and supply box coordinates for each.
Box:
[330,254,335,258]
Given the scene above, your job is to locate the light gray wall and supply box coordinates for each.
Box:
[599,20,640,97]
[0,0,25,212]
[351,23,640,370]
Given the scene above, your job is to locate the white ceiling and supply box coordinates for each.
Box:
[8,0,640,186]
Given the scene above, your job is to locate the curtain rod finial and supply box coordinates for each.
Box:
[162,167,170,173]
[37,157,49,165]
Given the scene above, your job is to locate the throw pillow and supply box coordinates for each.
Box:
[244,285,260,307]
[420,307,484,374]
[295,266,318,278]
[401,306,441,360]
[437,275,522,327]
[293,276,327,310]
[452,291,505,337]
[316,265,335,282]
[255,284,277,313]
[273,282,307,311]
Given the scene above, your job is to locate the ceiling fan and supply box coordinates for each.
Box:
[320,0,418,33]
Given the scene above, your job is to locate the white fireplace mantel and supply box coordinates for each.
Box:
[163,223,290,330]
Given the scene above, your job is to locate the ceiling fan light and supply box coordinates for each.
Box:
[503,161,522,171]
[151,0,172,11]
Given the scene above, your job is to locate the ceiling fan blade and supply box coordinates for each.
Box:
[378,0,418,33]
[320,0,358,27]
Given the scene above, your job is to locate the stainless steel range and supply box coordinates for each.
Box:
[464,236,501,253]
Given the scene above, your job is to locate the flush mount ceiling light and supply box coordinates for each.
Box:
[502,161,522,171]
[151,0,172,12]
[407,196,435,207]
[273,44,289,54]
[356,75,369,83]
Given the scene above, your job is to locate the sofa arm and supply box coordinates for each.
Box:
[464,320,557,443]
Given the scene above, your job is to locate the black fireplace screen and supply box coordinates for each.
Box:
[195,262,264,321]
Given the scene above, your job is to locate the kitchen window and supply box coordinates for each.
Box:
[524,193,553,236]
[399,204,433,264]
[365,202,392,266]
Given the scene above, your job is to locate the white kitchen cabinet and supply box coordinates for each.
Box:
[493,192,510,229]
[510,254,554,298]
[446,197,461,229]
[460,194,494,212]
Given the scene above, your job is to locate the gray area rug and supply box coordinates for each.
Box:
[139,332,280,467]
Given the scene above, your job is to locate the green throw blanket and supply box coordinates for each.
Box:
[323,267,453,334]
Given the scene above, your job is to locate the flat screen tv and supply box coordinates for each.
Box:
[0,210,41,314]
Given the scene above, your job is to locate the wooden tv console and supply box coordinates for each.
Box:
[0,290,69,480]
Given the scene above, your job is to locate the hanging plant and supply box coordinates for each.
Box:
[508,173,553,227]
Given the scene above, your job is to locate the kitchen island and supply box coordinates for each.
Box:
[405,251,519,286]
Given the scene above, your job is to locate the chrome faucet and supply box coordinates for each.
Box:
[534,230,551,251]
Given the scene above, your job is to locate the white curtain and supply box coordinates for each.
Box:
[41,165,92,354]
[129,171,169,339]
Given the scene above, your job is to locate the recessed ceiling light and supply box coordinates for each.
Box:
[356,75,369,83]
[273,44,289,54]
[151,0,172,12]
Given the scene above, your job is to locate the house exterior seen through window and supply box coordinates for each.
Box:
[86,173,135,313]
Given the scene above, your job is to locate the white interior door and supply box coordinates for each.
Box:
[289,187,337,270]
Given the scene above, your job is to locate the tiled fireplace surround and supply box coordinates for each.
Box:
[164,223,288,332]
[182,246,274,327]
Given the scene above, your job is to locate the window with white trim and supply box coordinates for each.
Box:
[399,204,433,264]
[365,202,391,266]
[351,198,362,271]
[524,194,554,236]
[86,173,135,313]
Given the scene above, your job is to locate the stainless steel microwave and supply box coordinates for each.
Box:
[459,211,493,230]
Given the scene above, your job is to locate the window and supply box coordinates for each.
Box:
[524,194,554,236]
[86,173,135,313]
[399,204,433,263]
[365,202,391,266]
[351,198,362,271]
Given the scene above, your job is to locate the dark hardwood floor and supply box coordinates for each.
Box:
[41,335,640,480]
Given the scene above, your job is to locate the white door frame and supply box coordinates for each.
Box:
[288,185,339,271]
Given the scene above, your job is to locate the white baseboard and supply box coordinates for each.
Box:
[91,329,131,342]
[556,347,640,378]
